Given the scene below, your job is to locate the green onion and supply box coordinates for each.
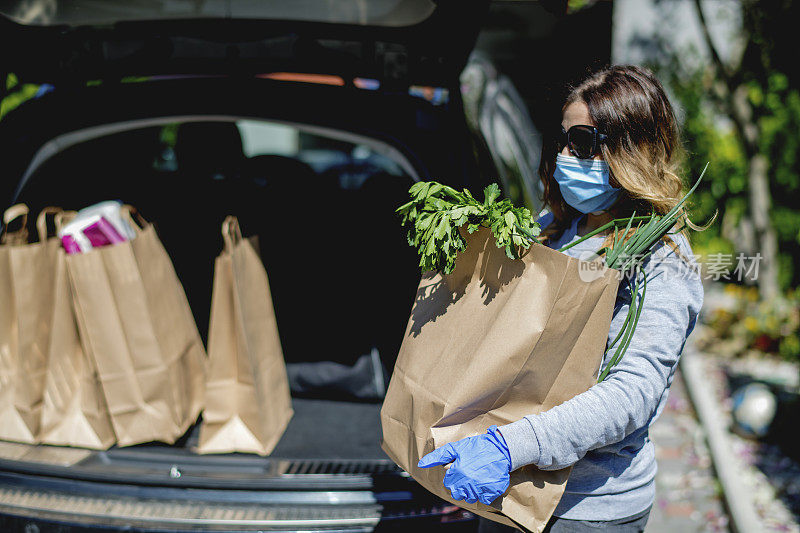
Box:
[558,163,708,381]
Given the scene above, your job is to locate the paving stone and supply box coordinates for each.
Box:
[647,370,729,533]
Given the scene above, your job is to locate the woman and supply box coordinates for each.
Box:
[418,65,704,532]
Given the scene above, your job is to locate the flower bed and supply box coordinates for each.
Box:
[691,283,800,532]
[698,350,800,532]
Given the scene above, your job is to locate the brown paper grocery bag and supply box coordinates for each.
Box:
[40,211,116,449]
[0,206,61,443]
[197,216,293,456]
[380,227,619,533]
[66,207,206,446]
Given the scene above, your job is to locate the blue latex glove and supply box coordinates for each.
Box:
[417,425,511,505]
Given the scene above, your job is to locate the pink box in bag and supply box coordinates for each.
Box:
[58,201,133,254]
[82,217,126,248]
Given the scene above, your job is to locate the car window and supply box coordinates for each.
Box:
[148,119,408,190]
[238,121,299,158]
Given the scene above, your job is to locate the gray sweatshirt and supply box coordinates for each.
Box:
[499,213,703,520]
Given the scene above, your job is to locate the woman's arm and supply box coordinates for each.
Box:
[498,238,704,471]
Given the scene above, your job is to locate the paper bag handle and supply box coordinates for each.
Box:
[1,203,30,244]
[54,210,78,232]
[120,204,148,234]
[221,215,242,252]
[36,206,63,241]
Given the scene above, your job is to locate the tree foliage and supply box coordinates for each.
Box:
[656,1,800,291]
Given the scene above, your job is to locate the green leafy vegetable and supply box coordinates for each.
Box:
[397,181,541,274]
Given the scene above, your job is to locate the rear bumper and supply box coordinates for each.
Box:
[0,441,476,532]
[0,514,478,533]
[0,477,477,532]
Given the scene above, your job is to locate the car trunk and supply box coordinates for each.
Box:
[0,122,445,533]
[1,75,488,493]
[0,119,419,531]
[0,8,489,520]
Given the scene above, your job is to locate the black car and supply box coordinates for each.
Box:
[0,1,543,530]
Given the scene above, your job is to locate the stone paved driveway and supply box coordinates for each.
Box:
[647,370,730,532]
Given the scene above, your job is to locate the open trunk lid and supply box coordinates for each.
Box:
[0,0,489,90]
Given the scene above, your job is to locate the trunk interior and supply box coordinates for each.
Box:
[13,116,422,469]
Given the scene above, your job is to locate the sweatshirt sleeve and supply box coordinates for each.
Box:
[498,236,704,471]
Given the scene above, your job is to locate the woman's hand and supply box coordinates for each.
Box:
[417,425,512,505]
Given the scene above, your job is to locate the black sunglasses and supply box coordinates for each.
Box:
[558,124,608,159]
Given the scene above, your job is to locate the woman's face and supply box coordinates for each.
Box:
[561,100,603,161]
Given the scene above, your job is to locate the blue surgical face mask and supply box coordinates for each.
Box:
[553,154,621,214]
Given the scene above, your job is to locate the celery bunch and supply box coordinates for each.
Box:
[397,181,540,275]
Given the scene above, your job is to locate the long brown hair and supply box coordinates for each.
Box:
[540,65,691,245]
